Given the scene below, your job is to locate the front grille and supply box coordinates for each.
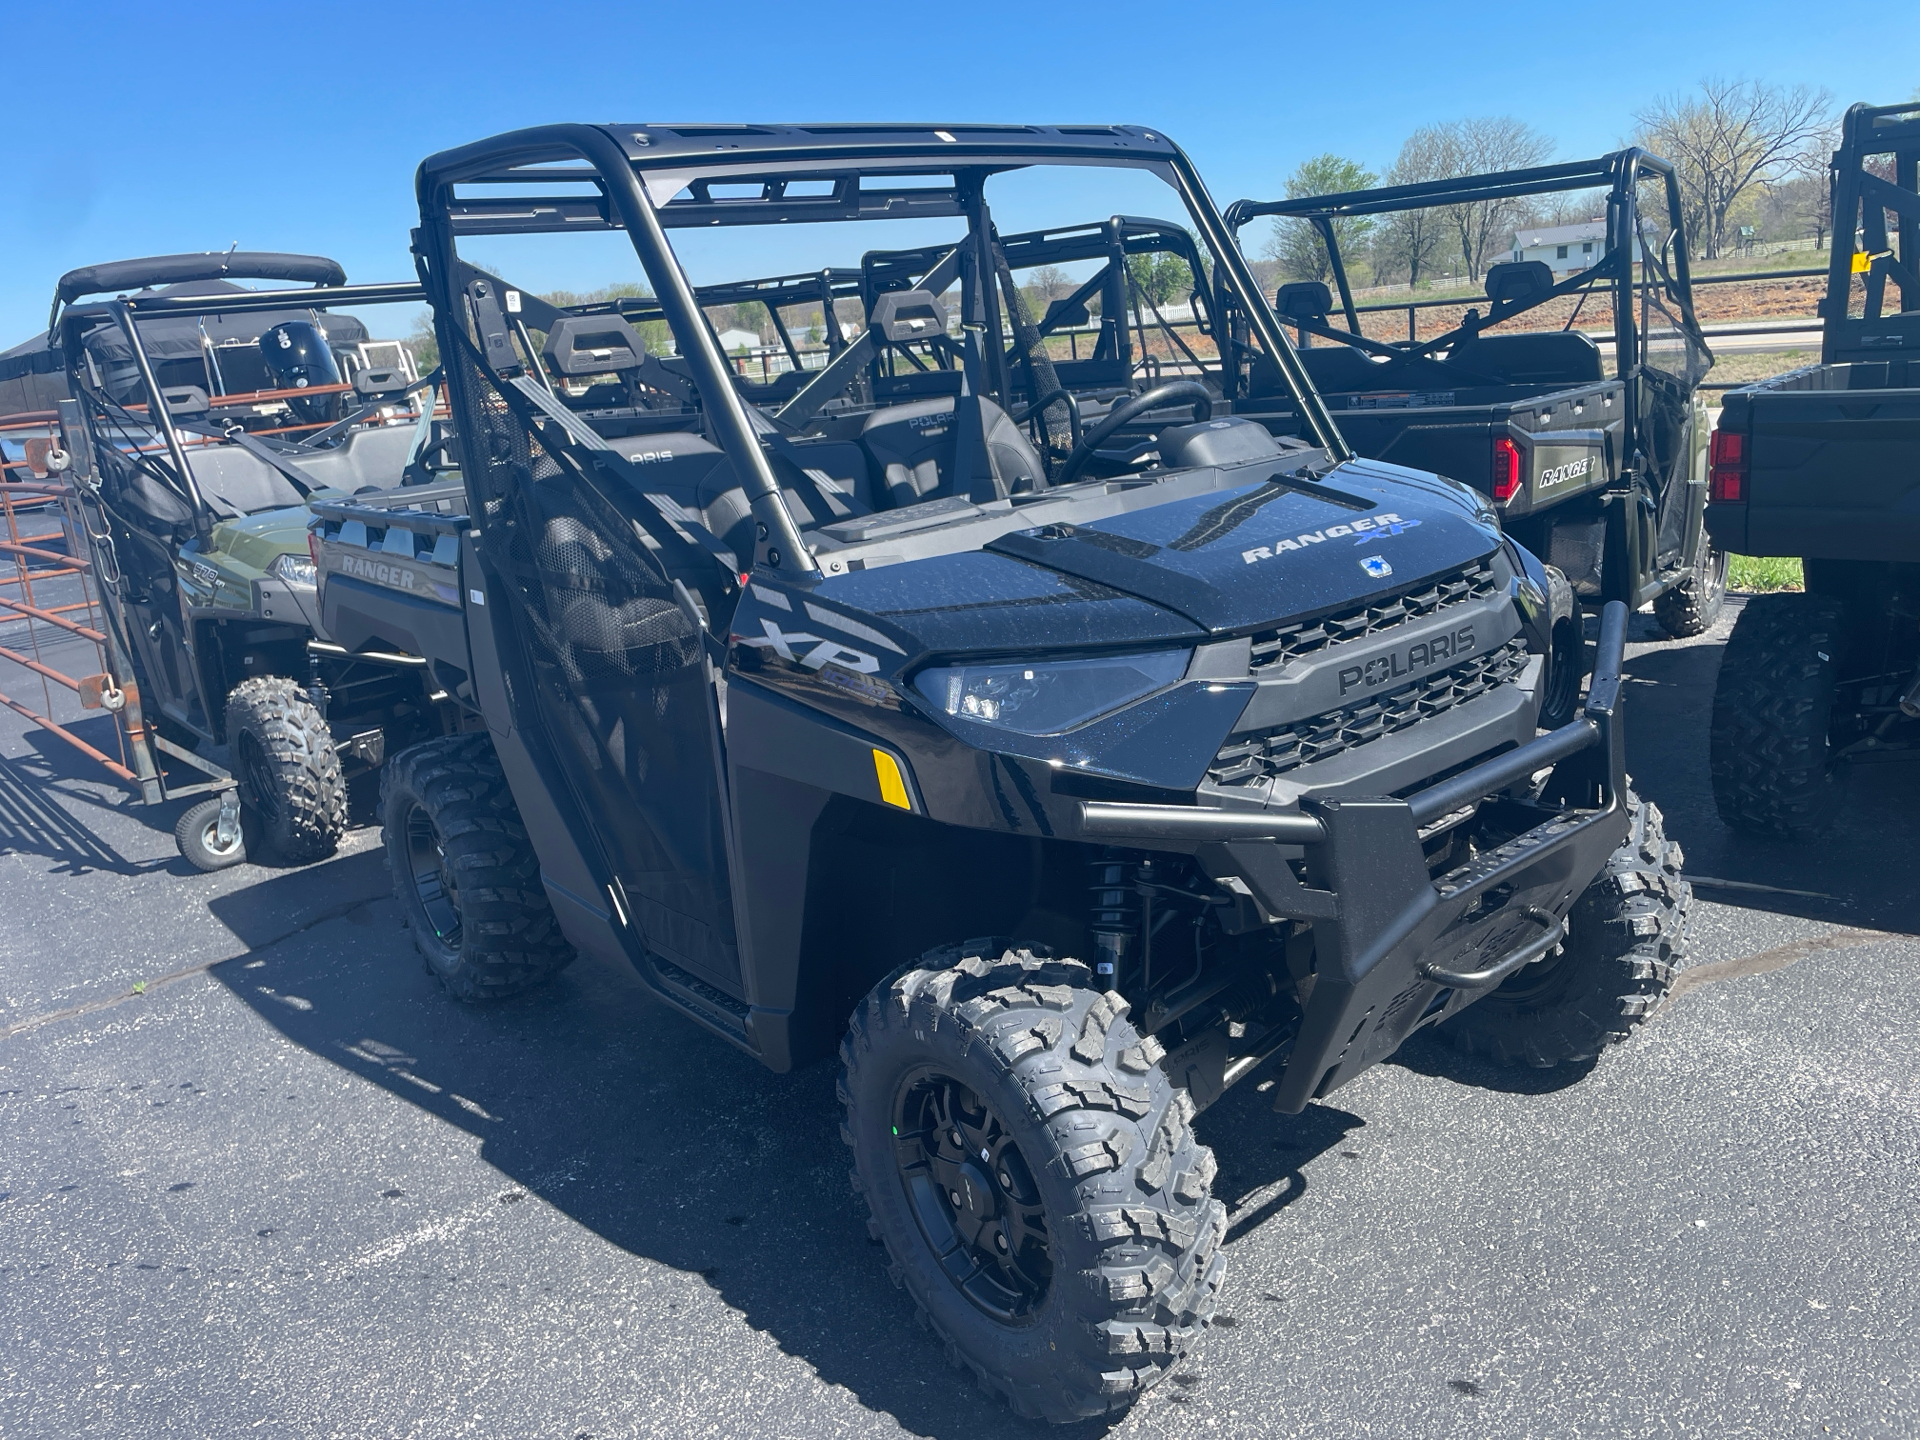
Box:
[1210,637,1531,787]
[1248,558,1500,673]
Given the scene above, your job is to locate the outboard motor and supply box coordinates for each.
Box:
[259,320,343,425]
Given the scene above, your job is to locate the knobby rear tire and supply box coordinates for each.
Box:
[1654,540,1729,639]
[224,676,346,864]
[1709,593,1849,837]
[381,732,575,1001]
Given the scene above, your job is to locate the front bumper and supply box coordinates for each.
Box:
[1080,602,1634,1113]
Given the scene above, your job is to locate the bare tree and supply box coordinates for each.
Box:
[1633,79,1833,259]
[1433,117,1556,280]
[1524,189,1608,229]
[1758,173,1833,248]
[1029,264,1073,303]
[1371,126,1453,288]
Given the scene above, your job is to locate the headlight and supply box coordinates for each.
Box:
[271,552,318,588]
[914,650,1190,736]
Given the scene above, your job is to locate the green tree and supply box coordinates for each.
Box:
[407,310,439,372]
[1264,154,1377,284]
[1126,252,1193,309]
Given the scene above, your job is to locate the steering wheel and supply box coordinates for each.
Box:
[1053,380,1213,486]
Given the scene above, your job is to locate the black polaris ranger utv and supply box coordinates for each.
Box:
[356,122,1688,1421]
[1227,150,1722,722]
[43,254,452,868]
[1707,99,1920,836]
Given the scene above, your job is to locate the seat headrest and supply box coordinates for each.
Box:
[544,314,648,376]
[1273,281,1332,323]
[353,366,411,398]
[1041,295,1090,329]
[1484,260,1555,306]
[868,289,948,343]
[160,384,210,417]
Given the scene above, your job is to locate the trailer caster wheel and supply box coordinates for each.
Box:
[840,942,1225,1422]
[175,793,248,872]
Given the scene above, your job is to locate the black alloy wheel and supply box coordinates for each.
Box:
[893,1070,1050,1322]
[402,800,462,958]
[380,733,575,1001]
[235,728,282,827]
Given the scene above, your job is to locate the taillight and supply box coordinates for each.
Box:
[308,529,322,568]
[1492,436,1522,502]
[1709,428,1747,502]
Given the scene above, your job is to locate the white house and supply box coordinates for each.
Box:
[1507,220,1637,275]
[715,328,763,352]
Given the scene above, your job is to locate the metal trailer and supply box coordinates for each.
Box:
[0,411,211,811]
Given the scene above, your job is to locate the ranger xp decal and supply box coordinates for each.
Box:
[737,617,881,674]
[1241,511,1421,565]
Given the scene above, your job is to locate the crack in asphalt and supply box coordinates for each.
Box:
[0,894,383,1043]
[1669,926,1901,1004]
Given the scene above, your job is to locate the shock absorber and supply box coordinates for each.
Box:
[1087,850,1153,993]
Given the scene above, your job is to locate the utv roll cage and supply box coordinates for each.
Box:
[1822,99,1920,365]
[566,217,1217,428]
[1225,150,1712,409]
[52,262,427,541]
[412,122,1350,585]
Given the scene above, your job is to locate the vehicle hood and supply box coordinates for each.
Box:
[985,458,1503,635]
[207,504,312,577]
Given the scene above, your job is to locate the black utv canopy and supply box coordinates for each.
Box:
[53,251,347,311]
[0,330,64,417]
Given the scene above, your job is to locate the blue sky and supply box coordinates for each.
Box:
[1,0,1912,343]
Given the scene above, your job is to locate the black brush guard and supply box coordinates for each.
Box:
[1081,602,1633,1113]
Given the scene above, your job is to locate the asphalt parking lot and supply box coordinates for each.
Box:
[2,599,1916,1439]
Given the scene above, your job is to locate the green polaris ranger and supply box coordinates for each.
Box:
[45,253,457,868]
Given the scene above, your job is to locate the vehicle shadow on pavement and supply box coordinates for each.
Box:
[214,908,1354,1438]
[1195,1085,1365,1245]
[203,844,391,950]
[1619,611,1920,937]
[0,746,163,877]
[1385,1030,1600,1094]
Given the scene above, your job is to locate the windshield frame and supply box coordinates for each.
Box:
[413,122,1349,584]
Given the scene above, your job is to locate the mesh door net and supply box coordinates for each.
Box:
[445,322,743,990]
[1632,193,1713,571]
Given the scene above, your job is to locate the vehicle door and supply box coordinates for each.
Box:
[1630,175,1713,575]
[440,307,744,996]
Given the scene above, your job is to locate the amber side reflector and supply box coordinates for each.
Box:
[873,750,912,809]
